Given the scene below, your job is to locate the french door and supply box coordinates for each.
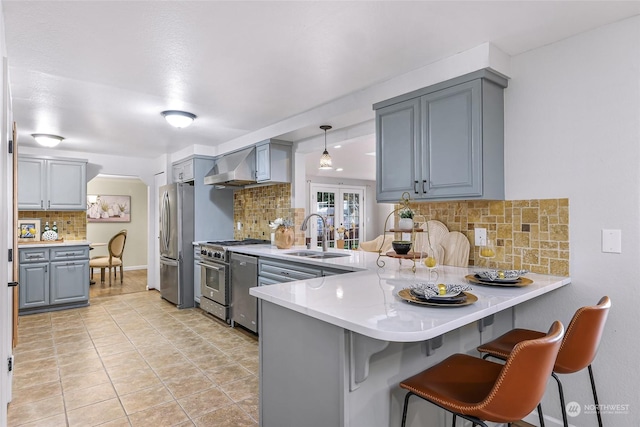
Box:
[309,184,364,250]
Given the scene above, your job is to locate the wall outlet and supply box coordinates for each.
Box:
[237,222,242,230]
[475,228,487,246]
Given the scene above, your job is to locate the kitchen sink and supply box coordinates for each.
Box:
[285,251,351,259]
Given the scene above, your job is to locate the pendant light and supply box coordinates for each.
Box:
[319,125,333,170]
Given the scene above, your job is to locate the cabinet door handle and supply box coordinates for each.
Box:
[45,265,48,273]
[422,180,427,193]
[7,282,19,287]
[48,200,51,208]
[40,200,43,209]
[414,181,419,194]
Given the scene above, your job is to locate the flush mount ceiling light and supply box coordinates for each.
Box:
[31,134,64,148]
[161,110,196,128]
[319,125,333,170]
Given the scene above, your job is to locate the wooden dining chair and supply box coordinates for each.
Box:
[90,230,127,285]
[477,296,611,427]
[399,321,565,427]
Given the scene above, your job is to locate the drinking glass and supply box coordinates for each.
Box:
[479,239,496,269]
[423,247,439,284]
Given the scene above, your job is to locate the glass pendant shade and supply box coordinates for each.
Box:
[32,134,64,147]
[319,124,333,170]
[161,110,196,128]
[319,150,333,169]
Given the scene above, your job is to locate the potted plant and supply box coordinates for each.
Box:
[398,207,414,230]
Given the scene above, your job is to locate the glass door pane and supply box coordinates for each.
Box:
[315,191,335,248]
[341,191,361,250]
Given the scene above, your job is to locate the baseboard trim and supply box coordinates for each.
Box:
[123,265,147,271]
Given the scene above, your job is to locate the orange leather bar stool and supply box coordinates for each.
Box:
[477,296,611,427]
[399,321,564,427]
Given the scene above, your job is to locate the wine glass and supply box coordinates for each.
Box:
[423,246,439,284]
[479,239,496,269]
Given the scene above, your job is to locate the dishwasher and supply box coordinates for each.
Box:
[230,252,259,333]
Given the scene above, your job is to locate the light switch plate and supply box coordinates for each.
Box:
[602,229,621,253]
[475,228,487,246]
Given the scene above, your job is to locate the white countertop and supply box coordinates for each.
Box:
[18,240,91,249]
[244,245,571,342]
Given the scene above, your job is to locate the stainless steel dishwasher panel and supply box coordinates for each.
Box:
[230,252,259,333]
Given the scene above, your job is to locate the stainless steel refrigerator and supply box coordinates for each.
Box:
[159,183,194,308]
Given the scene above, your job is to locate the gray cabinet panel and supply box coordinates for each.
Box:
[47,160,87,210]
[255,143,270,182]
[50,261,89,305]
[172,158,195,183]
[17,158,46,210]
[19,263,49,309]
[375,98,420,201]
[422,80,482,198]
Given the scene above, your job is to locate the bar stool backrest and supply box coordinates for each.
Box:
[478,321,564,422]
[554,296,611,375]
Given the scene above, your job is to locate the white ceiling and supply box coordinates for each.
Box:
[4,1,640,180]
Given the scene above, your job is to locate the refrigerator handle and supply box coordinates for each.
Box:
[161,191,170,253]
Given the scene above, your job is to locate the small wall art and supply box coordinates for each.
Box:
[18,219,41,242]
[87,195,131,223]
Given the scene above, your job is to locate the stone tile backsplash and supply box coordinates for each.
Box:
[399,198,569,276]
[18,211,87,240]
[233,184,305,245]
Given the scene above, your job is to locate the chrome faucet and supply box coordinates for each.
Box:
[301,213,328,252]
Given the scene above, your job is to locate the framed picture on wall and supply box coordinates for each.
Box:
[18,219,41,242]
[87,195,131,223]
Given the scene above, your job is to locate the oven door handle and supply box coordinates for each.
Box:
[197,262,223,271]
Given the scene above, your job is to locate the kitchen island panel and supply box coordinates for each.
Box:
[259,299,516,427]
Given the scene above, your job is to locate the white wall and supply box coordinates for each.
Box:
[505,16,639,426]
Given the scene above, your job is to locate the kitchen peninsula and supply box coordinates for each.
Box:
[239,246,571,427]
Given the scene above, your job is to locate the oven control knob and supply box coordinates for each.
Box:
[200,249,206,255]
[214,252,221,258]
[207,251,213,257]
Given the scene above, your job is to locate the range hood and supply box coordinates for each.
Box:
[204,147,256,187]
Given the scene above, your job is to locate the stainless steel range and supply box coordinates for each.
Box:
[198,239,268,322]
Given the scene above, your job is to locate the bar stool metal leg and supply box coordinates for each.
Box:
[588,365,603,427]
[551,372,569,427]
[538,403,546,427]
[401,392,413,427]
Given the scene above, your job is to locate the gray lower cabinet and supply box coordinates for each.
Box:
[18,156,87,211]
[19,245,90,314]
[374,68,508,202]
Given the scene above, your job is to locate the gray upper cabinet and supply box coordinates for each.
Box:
[172,158,195,183]
[18,156,87,210]
[374,69,507,203]
[255,140,292,183]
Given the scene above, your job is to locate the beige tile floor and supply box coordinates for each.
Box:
[9,289,259,426]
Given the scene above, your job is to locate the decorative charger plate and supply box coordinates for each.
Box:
[398,289,478,307]
[465,274,533,288]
